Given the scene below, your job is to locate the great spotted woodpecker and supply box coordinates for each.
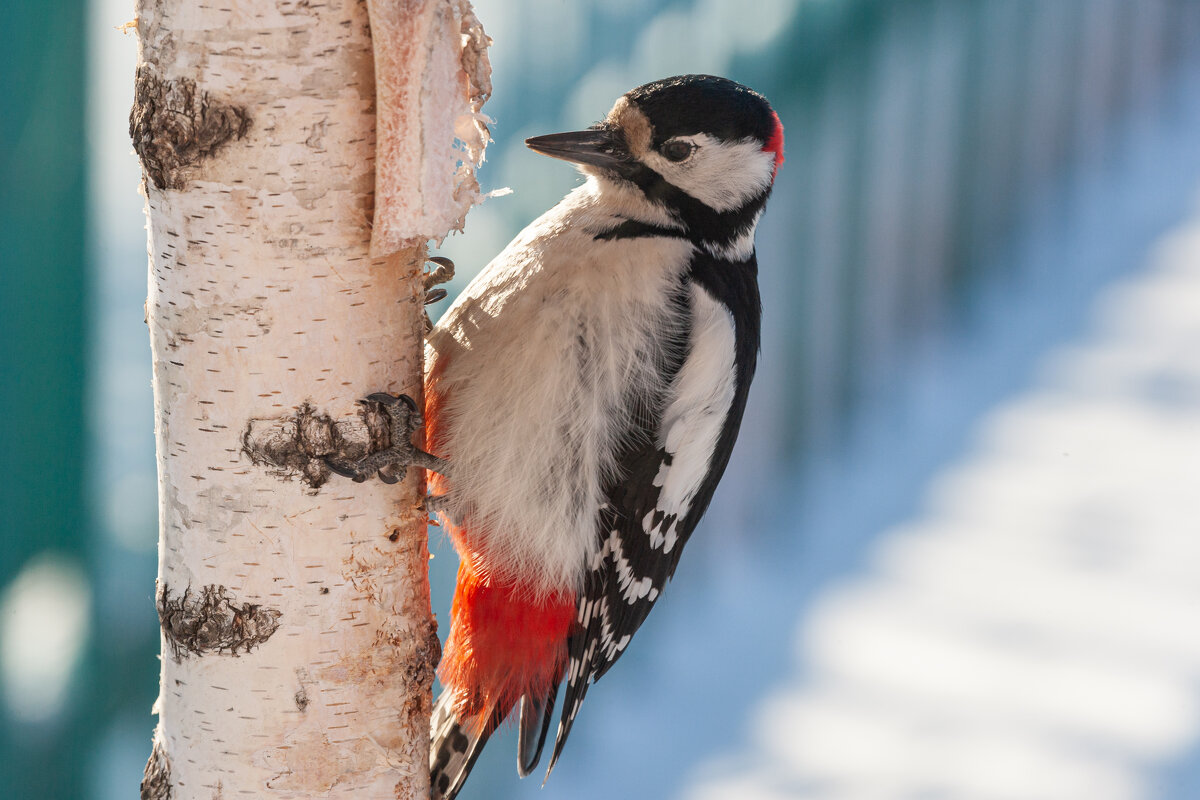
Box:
[333,74,783,799]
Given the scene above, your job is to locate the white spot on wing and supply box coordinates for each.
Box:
[663,517,681,554]
[598,529,658,605]
[652,461,670,487]
[649,524,665,550]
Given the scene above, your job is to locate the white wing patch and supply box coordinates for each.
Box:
[645,284,738,553]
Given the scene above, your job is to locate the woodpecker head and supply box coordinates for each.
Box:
[526,75,783,241]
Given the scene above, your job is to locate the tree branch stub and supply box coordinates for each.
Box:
[130,65,250,191]
[157,583,283,658]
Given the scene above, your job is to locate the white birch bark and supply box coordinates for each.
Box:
[131,1,490,797]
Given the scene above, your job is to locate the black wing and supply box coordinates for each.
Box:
[545,253,761,775]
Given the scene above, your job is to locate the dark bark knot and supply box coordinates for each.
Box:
[242,401,393,492]
[141,736,171,800]
[130,66,250,190]
[158,583,281,658]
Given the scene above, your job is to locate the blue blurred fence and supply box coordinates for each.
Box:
[751,0,1200,460]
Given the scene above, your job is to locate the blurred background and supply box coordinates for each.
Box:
[3,0,1200,797]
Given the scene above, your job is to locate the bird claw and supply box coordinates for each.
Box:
[423,256,456,333]
[324,450,407,484]
[324,392,447,484]
[325,457,371,483]
[424,256,455,294]
[365,391,415,412]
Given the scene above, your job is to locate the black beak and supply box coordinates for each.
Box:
[525,127,632,173]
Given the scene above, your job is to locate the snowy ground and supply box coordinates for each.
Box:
[684,200,1200,800]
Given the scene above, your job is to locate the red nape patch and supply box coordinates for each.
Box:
[763,110,785,180]
[438,559,575,736]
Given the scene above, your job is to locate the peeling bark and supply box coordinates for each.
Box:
[134,1,491,797]
[367,0,494,255]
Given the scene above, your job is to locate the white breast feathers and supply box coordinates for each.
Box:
[426,180,695,595]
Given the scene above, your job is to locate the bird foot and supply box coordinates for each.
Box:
[325,393,447,484]
[424,256,455,304]
[422,492,460,527]
[423,256,455,333]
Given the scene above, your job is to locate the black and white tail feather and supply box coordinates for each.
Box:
[430,685,559,800]
[429,693,491,800]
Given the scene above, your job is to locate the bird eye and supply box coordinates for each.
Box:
[661,140,695,163]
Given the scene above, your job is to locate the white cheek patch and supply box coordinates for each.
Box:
[643,134,776,213]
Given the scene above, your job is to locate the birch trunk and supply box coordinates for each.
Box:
[131,1,490,797]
